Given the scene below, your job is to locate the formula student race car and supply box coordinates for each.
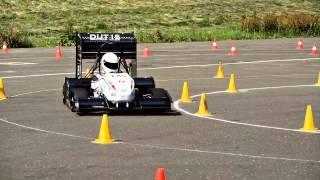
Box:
[62,32,172,113]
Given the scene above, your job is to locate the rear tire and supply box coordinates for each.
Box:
[62,82,67,104]
[63,78,92,112]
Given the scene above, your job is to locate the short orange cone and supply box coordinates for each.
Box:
[300,105,317,132]
[155,168,166,180]
[55,46,63,59]
[227,73,238,93]
[214,61,225,78]
[2,41,8,54]
[180,81,192,103]
[229,42,238,55]
[0,79,7,100]
[143,44,151,57]
[211,38,219,50]
[311,43,318,55]
[296,38,304,50]
[92,114,115,144]
[195,93,212,116]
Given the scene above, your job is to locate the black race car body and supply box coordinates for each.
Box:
[62,32,172,113]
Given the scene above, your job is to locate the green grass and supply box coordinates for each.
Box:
[1,0,320,47]
[136,26,315,42]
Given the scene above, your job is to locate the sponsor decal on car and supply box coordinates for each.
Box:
[89,34,121,41]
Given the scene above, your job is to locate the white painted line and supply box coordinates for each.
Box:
[122,142,320,163]
[0,118,92,140]
[1,115,318,163]
[140,57,320,70]
[156,73,318,82]
[1,72,73,79]
[0,57,55,61]
[0,89,90,140]
[139,48,308,52]
[0,71,16,73]
[1,57,319,79]
[157,77,213,82]
[140,53,286,57]
[1,88,319,163]
[174,84,320,134]
[9,89,60,98]
[0,62,38,65]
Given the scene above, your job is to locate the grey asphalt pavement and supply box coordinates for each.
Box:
[0,38,320,180]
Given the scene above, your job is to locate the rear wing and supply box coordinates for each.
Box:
[75,32,137,78]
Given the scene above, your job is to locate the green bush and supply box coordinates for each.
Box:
[262,14,279,32]
[59,20,75,46]
[59,34,74,46]
[240,13,320,36]
[0,26,33,48]
[240,17,260,32]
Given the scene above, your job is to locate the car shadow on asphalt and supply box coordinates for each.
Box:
[77,110,181,116]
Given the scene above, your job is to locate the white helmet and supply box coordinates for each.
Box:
[101,53,119,73]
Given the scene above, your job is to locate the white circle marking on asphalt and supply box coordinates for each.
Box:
[174,84,320,134]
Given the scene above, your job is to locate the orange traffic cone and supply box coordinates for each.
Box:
[2,41,8,54]
[143,44,151,57]
[55,46,63,59]
[211,38,219,50]
[229,42,238,55]
[296,38,304,50]
[155,168,166,180]
[311,43,318,55]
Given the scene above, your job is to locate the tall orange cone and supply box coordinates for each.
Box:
[55,46,63,59]
[155,168,166,180]
[2,41,8,54]
[211,38,219,50]
[195,93,212,116]
[227,73,237,93]
[229,42,238,55]
[0,79,7,100]
[311,43,318,55]
[316,72,320,86]
[180,81,192,103]
[296,38,304,50]
[92,114,115,144]
[300,105,317,132]
[143,44,151,57]
[214,61,225,78]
